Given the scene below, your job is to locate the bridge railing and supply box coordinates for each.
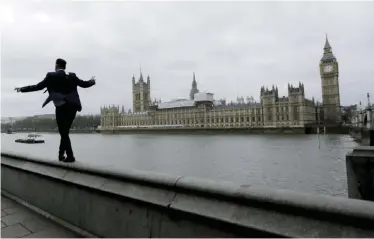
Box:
[351,106,373,129]
[1,152,374,238]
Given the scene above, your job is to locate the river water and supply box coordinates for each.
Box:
[1,132,358,197]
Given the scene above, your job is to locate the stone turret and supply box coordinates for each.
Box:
[132,69,151,112]
[288,82,304,95]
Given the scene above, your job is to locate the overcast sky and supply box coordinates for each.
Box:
[1,1,374,117]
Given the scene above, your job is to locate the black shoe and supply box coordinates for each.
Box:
[63,156,75,163]
[58,155,66,161]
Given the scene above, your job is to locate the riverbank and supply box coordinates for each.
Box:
[99,126,349,135]
[8,125,349,135]
[9,129,97,134]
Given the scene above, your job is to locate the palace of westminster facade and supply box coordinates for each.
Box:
[100,37,341,129]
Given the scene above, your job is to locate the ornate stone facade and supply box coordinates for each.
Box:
[100,77,317,130]
[100,38,343,130]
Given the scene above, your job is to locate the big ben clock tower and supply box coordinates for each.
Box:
[320,36,341,124]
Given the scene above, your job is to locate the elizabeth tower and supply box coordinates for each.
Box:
[320,36,341,124]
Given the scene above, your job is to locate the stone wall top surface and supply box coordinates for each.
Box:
[347,146,374,157]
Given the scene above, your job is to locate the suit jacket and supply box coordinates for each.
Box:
[20,70,95,112]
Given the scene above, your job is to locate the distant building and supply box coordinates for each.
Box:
[101,77,316,129]
[100,37,343,129]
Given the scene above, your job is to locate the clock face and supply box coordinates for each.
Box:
[324,65,333,73]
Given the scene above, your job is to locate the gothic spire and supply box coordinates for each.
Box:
[324,34,331,50]
[321,34,335,61]
[139,66,143,82]
[190,72,199,100]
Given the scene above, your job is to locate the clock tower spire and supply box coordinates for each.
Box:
[320,35,341,124]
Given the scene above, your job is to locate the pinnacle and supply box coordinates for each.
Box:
[324,34,331,49]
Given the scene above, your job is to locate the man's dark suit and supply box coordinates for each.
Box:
[19,70,95,158]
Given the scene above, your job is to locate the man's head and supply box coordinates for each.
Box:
[55,58,67,71]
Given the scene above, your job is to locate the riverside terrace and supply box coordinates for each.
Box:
[1,148,374,238]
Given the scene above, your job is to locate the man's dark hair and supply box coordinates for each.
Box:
[56,58,67,69]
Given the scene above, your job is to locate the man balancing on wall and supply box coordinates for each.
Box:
[15,58,96,163]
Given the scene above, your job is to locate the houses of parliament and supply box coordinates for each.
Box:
[100,37,341,130]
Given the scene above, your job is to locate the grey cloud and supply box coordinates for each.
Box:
[1,1,374,117]
[166,60,198,71]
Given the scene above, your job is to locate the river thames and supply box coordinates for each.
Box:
[1,132,358,197]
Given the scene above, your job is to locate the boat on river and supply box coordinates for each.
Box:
[15,133,45,144]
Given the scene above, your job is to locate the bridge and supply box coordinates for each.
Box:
[1,148,374,238]
[350,104,374,146]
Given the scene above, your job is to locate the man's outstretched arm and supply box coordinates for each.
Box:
[72,74,96,88]
[15,74,49,93]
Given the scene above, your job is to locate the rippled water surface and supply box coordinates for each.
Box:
[1,132,358,197]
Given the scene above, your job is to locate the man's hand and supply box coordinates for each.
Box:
[14,87,22,92]
[89,76,96,85]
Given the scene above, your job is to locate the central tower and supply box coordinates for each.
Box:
[132,70,151,112]
[319,36,341,124]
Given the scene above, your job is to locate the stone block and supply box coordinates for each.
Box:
[21,217,60,233]
[1,211,35,226]
[101,178,176,207]
[1,197,17,209]
[346,147,374,201]
[62,171,107,189]
[3,206,28,216]
[23,228,77,238]
[1,224,31,238]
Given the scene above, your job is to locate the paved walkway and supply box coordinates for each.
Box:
[1,194,79,238]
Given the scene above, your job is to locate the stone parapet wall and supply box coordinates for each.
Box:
[2,152,374,237]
